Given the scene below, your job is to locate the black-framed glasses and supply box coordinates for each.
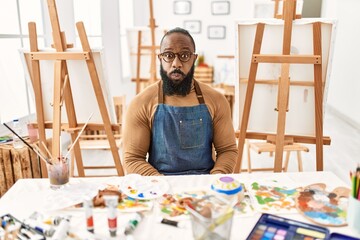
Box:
[158,51,196,63]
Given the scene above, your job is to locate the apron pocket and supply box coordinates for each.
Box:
[179,118,204,149]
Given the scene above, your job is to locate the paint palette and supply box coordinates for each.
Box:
[120,174,169,200]
[247,213,329,240]
[295,184,350,227]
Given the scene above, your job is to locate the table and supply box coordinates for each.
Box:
[0,172,359,239]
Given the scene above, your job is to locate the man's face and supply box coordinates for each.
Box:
[158,32,197,96]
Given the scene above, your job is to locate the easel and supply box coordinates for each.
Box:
[132,0,161,94]
[234,0,330,173]
[273,0,302,19]
[27,0,124,177]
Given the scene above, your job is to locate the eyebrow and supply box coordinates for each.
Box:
[162,47,192,52]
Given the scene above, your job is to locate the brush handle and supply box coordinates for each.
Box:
[3,123,52,165]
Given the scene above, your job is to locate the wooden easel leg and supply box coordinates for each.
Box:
[274,64,290,172]
[313,22,324,171]
[297,151,303,172]
[77,22,124,176]
[235,23,265,173]
[52,60,63,159]
[246,140,252,173]
[284,151,290,172]
[28,22,48,177]
[136,31,142,94]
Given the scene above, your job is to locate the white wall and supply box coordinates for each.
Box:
[133,0,254,68]
[322,0,360,129]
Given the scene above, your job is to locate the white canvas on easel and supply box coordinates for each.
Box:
[19,48,115,125]
[235,18,337,136]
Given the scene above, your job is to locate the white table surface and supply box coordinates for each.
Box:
[0,171,359,240]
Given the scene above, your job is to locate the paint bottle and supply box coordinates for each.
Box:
[83,197,94,233]
[104,195,119,237]
[210,176,243,205]
[12,119,24,149]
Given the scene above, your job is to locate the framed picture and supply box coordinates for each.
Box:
[173,1,191,15]
[211,1,230,15]
[183,20,201,34]
[208,26,226,39]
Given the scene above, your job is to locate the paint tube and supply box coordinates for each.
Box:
[83,197,95,233]
[156,217,185,228]
[43,216,63,226]
[104,195,119,237]
[24,219,55,237]
[124,212,143,235]
[51,216,70,240]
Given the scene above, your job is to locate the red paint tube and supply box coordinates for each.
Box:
[104,195,119,237]
[83,197,94,233]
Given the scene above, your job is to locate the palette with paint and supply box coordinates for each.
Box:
[295,184,350,227]
[247,213,330,240]
[120,174,170,200]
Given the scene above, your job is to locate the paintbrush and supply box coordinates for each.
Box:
[63,112,93,160]
[3,123,53,165]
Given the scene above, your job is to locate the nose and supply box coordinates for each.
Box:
[171,55,183,69]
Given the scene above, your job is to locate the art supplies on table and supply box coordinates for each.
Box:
[296,183,350,227]
[247,179,300,214]
[350,166,360,200]
[120,174,169,200]
[0,213,46,240]
[328,232,360,240]
[348,166,360,233]
[247,213,330,240]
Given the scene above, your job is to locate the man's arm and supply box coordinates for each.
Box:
[209,92,238,174]
[123,95,163,176]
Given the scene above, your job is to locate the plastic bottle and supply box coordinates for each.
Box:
[12,119,24,149]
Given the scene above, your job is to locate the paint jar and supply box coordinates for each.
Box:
[347,196,360,234]
[104,195,119,237]
[186,195,234,240]
[47,157,69,190]
[210,176,243,205]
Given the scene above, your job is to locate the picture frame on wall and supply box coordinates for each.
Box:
[211,1,230,15]
[208,25,226,39]
[173,1,192,15]
[183,20,201,34]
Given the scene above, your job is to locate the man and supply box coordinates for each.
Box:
[123,27,237,175]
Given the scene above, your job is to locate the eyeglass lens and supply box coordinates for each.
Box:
[160,51,193,62]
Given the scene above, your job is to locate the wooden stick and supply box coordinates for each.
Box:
[3,123,52,165]
[33,144,51,165]
[64,113,93,160]
[41,141,53,159]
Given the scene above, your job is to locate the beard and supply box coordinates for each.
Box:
[160,64,195,96]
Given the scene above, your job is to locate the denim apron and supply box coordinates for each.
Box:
[148,80,214,175]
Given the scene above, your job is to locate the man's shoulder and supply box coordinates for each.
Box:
[129,81,159,107]
[197,81,223,97]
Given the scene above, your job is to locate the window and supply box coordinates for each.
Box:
[73,0,102,47]
[0,0,44,123]
[119,0,134,78]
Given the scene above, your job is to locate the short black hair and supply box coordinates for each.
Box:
[160,27,196,52]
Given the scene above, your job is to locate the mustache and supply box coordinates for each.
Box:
[170,69,186,76]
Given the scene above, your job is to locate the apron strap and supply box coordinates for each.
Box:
[158,81,164,104]
[193,80,205,104]
[158,79,205,104]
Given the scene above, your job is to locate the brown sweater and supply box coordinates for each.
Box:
[123,80,238,176]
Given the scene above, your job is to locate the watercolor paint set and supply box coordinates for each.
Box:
[247,214,360,240]
[247,213,329,240]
